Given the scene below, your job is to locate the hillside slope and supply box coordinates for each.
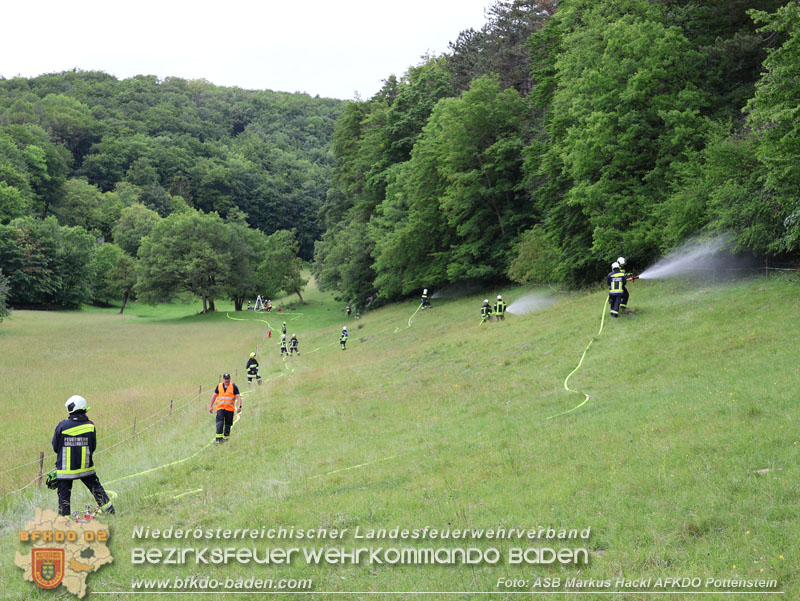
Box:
[1,276,797,599]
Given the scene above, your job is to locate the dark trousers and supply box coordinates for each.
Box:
[216,409,234,439]
[619,289,630,310]
[57,474,113,516]
[609,293,623,317]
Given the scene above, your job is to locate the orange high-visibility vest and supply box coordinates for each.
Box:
[215,383,236,412]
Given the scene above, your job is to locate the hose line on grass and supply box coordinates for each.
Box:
[546,294,608,420]
[407,302,423,327]
[225,312,272,330]
[105,412,243,487]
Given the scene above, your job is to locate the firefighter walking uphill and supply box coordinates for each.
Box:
[246,352,261,384]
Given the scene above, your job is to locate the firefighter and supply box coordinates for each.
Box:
[421,289,431,310]
[52,395,115,516]
[494,295,506,321]
[289,334,299,355]
[617,256,631,312]
[281,322,287,335]
[607,261,628,318]
[480,299,493,323]
[346,304,352,317]
[340,326,348,350]
[246,352,261,385]
[209,374,241,443]
[280,334,288,357]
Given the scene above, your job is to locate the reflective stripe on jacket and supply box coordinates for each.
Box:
[608,271,627,294]
[215,382,237,412]
[52,416,97,479]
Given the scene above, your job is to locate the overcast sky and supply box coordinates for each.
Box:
[1,0,493,100]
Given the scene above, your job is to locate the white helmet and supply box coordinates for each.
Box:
[65,395,88,413]
[497,295,502,300]
[423,289,428,294]
[617,256,626,267]
[612,261,620,270]
[484,299,489,303]
[250,352,256,358]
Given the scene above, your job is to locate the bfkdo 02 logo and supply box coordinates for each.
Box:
[19,527,109,543]
[15,508,113,598]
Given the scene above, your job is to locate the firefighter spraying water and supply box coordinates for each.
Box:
[607,257,638,318]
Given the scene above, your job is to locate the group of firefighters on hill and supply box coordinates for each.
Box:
[480,295,507,323]
[51,255,636,518]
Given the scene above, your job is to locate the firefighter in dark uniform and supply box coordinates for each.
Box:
[421,289,431,309]
[607,261,628,318]
[246,352,261,384]
[480,299,493,323]
[52,395,115,516]
[617,256,631,312]
[340,326,348,350]
[281,322,287,336]
[494,295,506,321]
[280,334,288,357]
[289,334,299,355]
[209,374,241,443]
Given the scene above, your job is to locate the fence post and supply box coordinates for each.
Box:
[37,452,44,487]
[169,399,173,417]
[133,417,137,437]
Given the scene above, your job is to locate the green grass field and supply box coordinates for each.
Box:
[1,276,797,600]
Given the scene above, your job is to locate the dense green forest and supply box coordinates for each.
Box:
[314,0,800,308]
[2,0,799,315]
[0,71,342,310]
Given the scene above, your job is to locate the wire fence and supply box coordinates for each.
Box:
[6,266,794,504]
[0,378,220,500]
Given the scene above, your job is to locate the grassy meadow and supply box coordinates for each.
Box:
[0,275,797,600]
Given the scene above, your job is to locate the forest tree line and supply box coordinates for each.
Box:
[2,0,799,317]
[313,0,800,309]
[0,71,342,312]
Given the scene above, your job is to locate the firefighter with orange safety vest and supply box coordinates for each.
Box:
[209,374,242,443]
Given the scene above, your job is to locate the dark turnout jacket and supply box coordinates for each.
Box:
[52,412,97,479]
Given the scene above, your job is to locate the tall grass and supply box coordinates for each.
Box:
[1,276,797,599]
